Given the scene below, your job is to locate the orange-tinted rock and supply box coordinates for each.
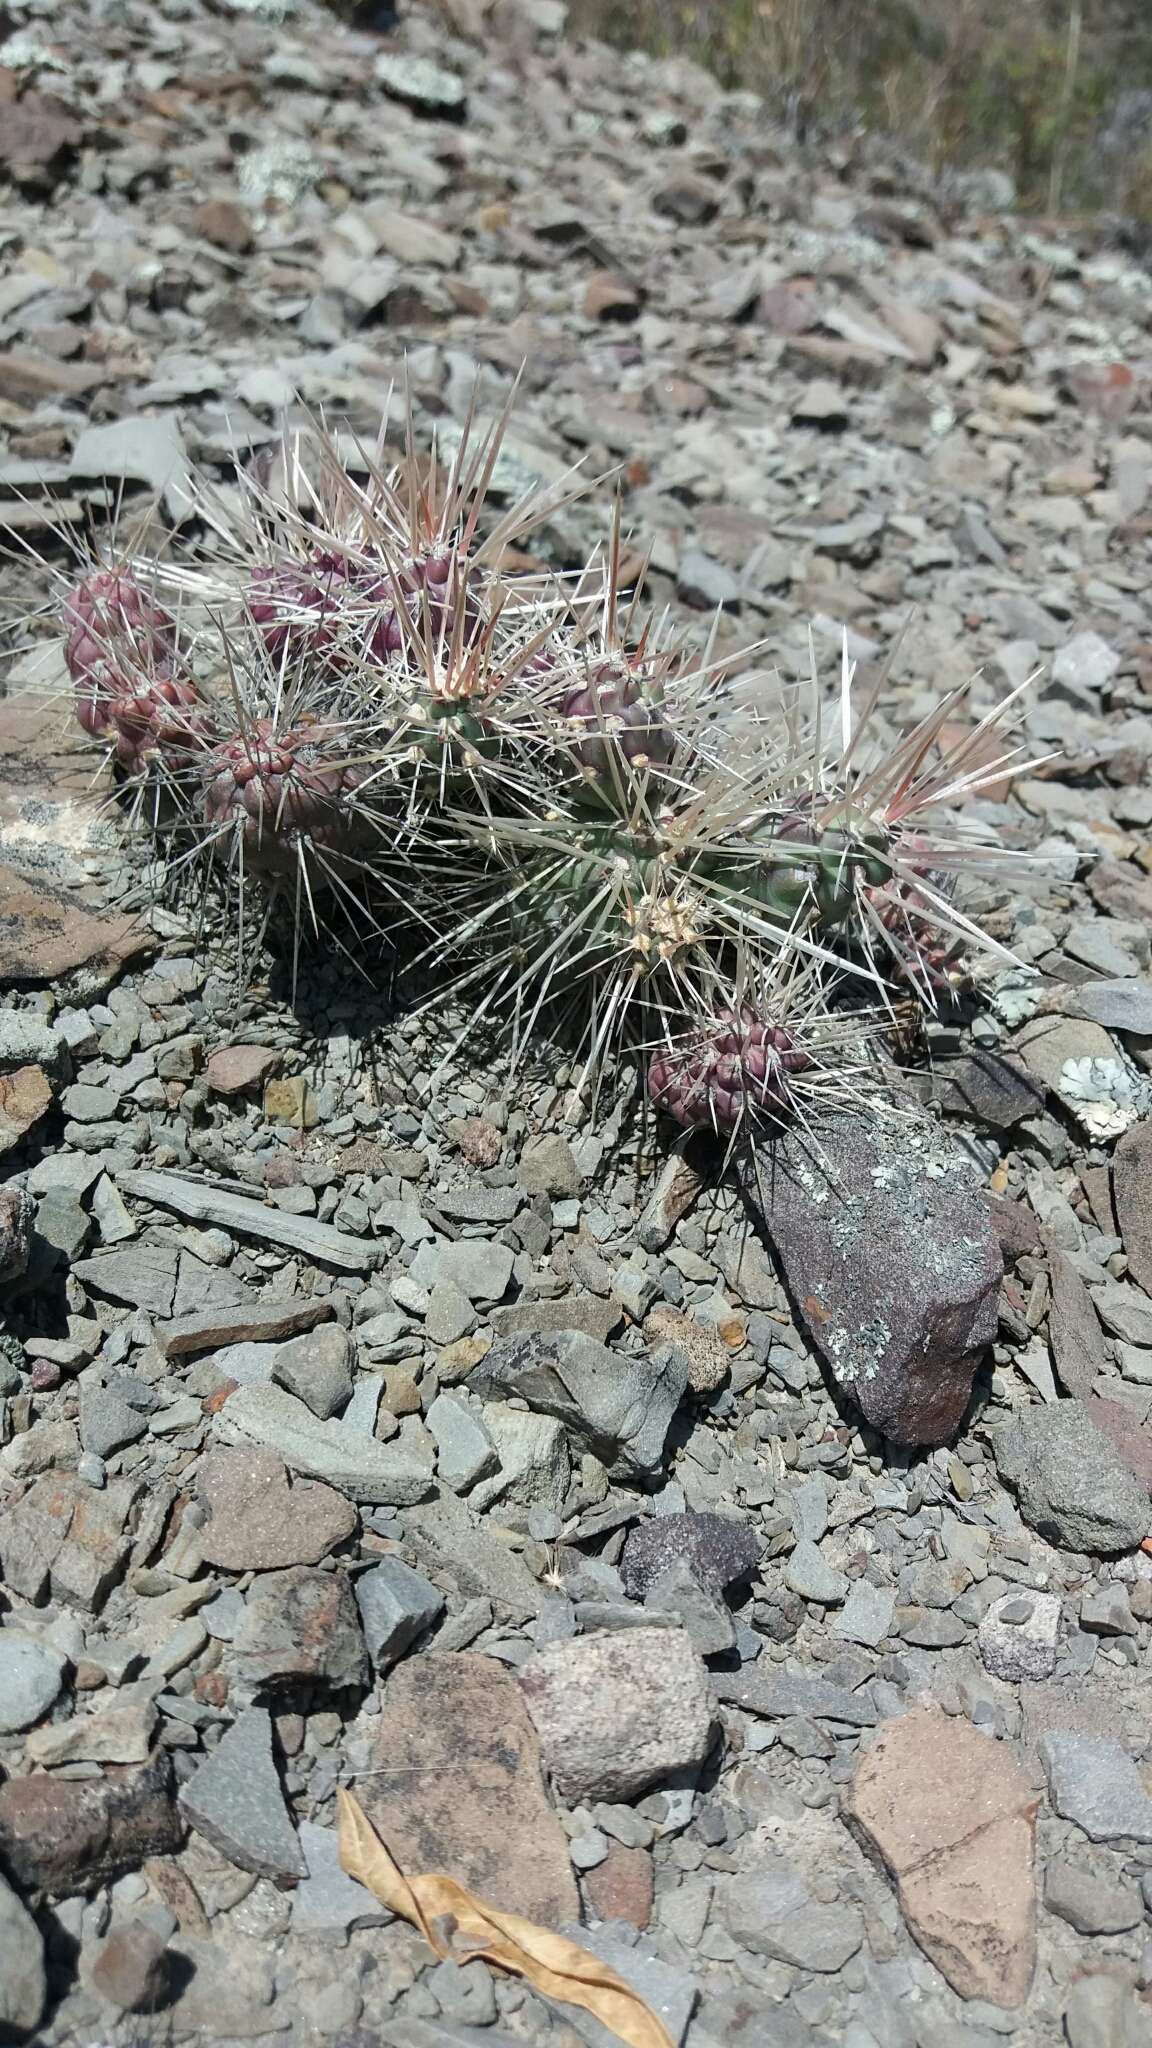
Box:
[584,1844,654,1930]
[204,1044,283,1096]
[846,1706,1036,2007]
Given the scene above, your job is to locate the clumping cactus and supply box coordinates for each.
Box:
[48,395,1045,1138]
[648,1011,812,1132]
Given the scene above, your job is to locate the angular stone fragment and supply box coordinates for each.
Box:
[0,1063,53,1156]
[179,1707,305,1880]
[993,1403,1149,1554]
[846,1706,1036,2007]
[160,1295,335,1358]
[25,1685,156,1768]
[979,1591,1061,1682]
[1046,1240,1107,1399]
[425,1392,498,1493]
[637,1145,707,1252]
[1113,1120,1152,1298]
[292,1819,393,1936]
[354,1558,444,1671]
[86,1922,170,2015]
[0,1632,67,1734]
[519,1628,714,1803]
[197,1447,357,1570]
[228,1567,368,1695]
[216,1383,434,1504]
[721,1858,863,1971]
[1041,1731,1152,1843]
[116,1170,383,1272]
[0,1753,181,1893]
[0,863,150,988]
[739,1115,1002,1445]
[204,1044,283,1096]
[74,1246,181,1316]
[620,1511,761,1604]
[475,1330,687,1481]
[0,1184,32,1283]
[0,1871,45,2036]
[270,1323,353,1418]
[356,1653,579,1927]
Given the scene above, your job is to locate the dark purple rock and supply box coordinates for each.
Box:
[620,1512,762,1604]
[738,1114,1002,1446]
[987,1195,1042,1264]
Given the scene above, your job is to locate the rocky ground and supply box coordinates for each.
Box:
[2,1,1152,2044]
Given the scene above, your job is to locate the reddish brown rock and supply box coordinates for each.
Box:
[583,271,642,322]
[583,1845,654,1930]
[204,1044,284,1097]
[197,1447,357,1570]
[0,864,150,988]
[0,1755,182,1894]
[356,1653,579,1928]
[227,1567,368,1694]
[0,1065,53,1156]
[445,1116,503,1168]
[846,1706,1037,2007]
[191,199,254,253]
[159,1295,334,1358]
[0,93,83,176]
[87,1923,170,2014]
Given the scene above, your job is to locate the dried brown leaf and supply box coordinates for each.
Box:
[337,1787,675,2048]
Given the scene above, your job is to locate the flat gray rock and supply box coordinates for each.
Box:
[115,1170,383,1272]
[561,1923,699,2046]
[712,1668,877,1727]
[217,1383,435,1504]
[409,1235,515,1304]
[179,1706,305,1879]
[474,1330,688,1482]
[426,1393,498,1493]
[993,1403,1149,1554]
[293,1820,393,1937]
[720,1858,863,1971]
[354,1558,445,1671]
[0,1871,44,2037]
[0,1633,67,1735]
[1070,979,1152,1034]
[70,412,194,522]
[1041,1731,1152,1844]
[738,1113,1001,1446]
[270,1323,354,1418]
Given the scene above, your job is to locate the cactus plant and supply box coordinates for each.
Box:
[46,395,1044,1136]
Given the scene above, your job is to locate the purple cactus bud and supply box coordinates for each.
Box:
[63,568,177,738]
[561,659,672,780]
[648,1011,809,1131]
[200,717,364,878]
